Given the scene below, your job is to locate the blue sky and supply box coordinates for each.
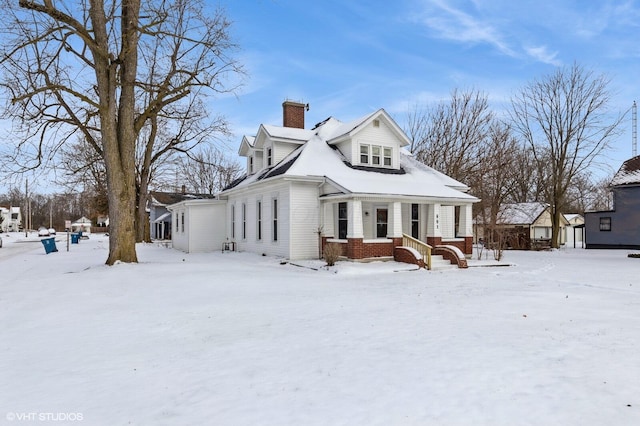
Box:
[216,0,640,175]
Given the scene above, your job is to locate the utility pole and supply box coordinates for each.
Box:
[24,179,28,237]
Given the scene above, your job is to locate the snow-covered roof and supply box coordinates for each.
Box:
[497,202,548,225]
[223,110,477,202]
[610,155,640,186]
[563,213,583,223]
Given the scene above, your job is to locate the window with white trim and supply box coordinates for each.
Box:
[249,156,254,174]
[338,202,348,239]
[372,146,381,165]
[359,143,393,168]
[257,200,262,241]
[231,204,235,239]
[272,198,278,242]
[181,211,185,233]
[360,145,369,164]
[242,203,246,239]
[383,147,392,166]
[267,147,272,167]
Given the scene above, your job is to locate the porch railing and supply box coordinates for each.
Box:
[402,233,432,270]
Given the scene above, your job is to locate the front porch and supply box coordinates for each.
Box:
[319,198,474,268]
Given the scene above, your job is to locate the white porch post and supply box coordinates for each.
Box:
[388,201,402,238]
[322,202,335,238]
[458,204,473,237]
[426,203,442,238]
[347,200,364,238]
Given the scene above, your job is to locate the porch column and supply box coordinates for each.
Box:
[457,203,474,255]
[426,203,442,247]
[322,202,335,238]
[347,200,364,238]
[387,201,402,238]
[457,204,473,237]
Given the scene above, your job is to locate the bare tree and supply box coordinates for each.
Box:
[0,0,243,264]
[409,88,493,182]
[510,63,623,248]
[472,121,520,258]
[176,146,241,195]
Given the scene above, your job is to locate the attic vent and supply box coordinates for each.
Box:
[373,119,380,127]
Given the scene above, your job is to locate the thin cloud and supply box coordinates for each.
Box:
[524,45,562,66]
[415,0,517,57]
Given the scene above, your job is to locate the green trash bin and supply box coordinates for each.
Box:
[71,233,80,244]
[41,237,58,254]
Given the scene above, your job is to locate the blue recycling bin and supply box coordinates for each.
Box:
[41,237,58,254]
[70,233,80,244]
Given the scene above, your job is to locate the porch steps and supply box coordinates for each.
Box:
[429,254,457,271]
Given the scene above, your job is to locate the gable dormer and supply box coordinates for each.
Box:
[325,109,409,171]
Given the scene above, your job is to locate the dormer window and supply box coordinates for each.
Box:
[372,146,381,165]
[383,147,392,166]
[267,147,272,167]
[359,143,393,168]
[249,156,254,174]
[360,145,369,164]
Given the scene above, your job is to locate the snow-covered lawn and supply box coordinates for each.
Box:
[1,233,639,425]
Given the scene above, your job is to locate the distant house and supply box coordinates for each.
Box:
[0,206,21,232]
[168,101,479,268]
[71,216,92,235]
[585,155,640,249]
[148,191,215,240]
[476,202,569,249]
[563,213,584,248]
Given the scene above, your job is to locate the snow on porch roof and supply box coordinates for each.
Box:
[154,212,171,223]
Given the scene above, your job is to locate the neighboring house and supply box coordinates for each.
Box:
[585,155,640,249]
[0,206,22,232]
[476,202,569,249]
[168,101,479,266]
[71,216,92,235]
[148,191,215,240]
[563,213,584,248]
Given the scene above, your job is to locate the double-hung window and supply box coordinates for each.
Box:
[383,147,392,166]
[231,204,235,239]
[599,217,611,231]
[359,144,392,167]
[338,202,348,239]
[267,148,272,167]
[360,145,369,164]
[257,200,262,241]
[242,203,247,239]
[272,198,278,242]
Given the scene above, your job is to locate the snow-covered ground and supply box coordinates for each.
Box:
[0,232,639,426]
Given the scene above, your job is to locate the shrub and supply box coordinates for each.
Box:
[323,243,342,266]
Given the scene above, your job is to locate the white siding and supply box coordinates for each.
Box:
[226,182,291,258]
[288,181,321,260]
[440,205,455,239]
[187,203,226,252]
[273,141,302,165]
[171,207,188,252]
[353,120,401,169]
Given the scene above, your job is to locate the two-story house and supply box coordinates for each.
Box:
[585,155,640,249]
[0,206,22,232]
[169,101,479,266]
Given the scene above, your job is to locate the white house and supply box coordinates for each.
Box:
[476,202,569,249]
[71,216,92,235]
[168,199,227,253]
[0,206,22,232]
[169,101,479,266]
[563,213,584,248]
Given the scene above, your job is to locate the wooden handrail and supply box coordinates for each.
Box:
[402,233,432,270]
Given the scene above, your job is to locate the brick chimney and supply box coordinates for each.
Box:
[282,100,307,129]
